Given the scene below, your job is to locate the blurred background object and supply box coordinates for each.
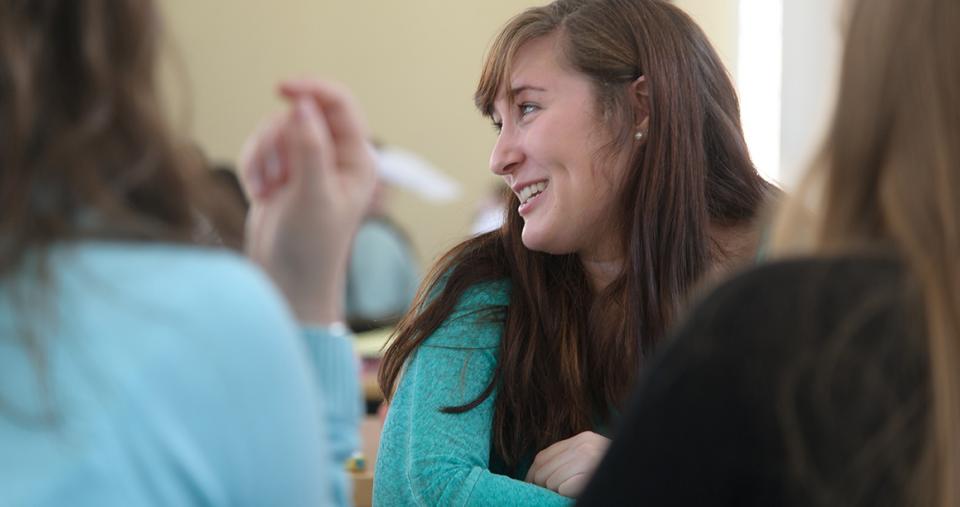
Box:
[375,147,461,204]
[345,144,449,332]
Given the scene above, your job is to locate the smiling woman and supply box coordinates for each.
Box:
[375,0,776,505]
[487,33,630,264]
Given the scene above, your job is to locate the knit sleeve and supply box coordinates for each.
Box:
[373,281,571,506]
[301,326,363,507]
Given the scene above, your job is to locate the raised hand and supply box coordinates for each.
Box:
[240,79,377,323]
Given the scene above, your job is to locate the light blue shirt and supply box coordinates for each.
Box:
[0,242,361,506]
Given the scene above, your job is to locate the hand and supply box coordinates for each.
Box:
[525,431,611,498]
[240,79,377,323]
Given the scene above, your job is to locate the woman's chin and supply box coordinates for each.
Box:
[520,226,545,251]
[520,227,571,255]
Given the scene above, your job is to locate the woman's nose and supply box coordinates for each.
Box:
[489,127,523,176]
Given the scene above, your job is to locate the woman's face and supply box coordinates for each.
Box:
[489,34,629,259]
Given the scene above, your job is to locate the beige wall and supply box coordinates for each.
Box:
[160,1,739,267]
[674,0,739,73]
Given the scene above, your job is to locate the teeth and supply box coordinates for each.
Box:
[519,182,547,204]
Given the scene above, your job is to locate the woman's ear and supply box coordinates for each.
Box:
[631,75,650,133]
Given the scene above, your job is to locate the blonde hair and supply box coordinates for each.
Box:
[771,0,960,504]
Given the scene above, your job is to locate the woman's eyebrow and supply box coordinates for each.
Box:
[508,85,547,99]
[486,85,547,116]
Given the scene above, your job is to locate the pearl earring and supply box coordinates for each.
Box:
[634,131,645,141]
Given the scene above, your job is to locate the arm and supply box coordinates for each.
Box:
[374,285,571,506]
[191,272,362,507]
[301,326,363,507]
[239,79,376,505]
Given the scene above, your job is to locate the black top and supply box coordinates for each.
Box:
[578,257,930,507]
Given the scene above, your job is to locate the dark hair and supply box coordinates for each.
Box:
[380,0,773,465]
[0,0,219,416]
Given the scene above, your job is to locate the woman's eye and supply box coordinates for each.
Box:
[519,103,539,117]
[491,121,503,133]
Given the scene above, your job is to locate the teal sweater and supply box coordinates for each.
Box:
[374,280,571,506]
[0,243,361,506]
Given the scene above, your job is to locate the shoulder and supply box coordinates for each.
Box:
[642,255,908,408]
[60,242,287,308]
[52,242,299,353]
[452,278,511,309]
[422,278,511,350]
[68,244,320,450]
[694,255,903,321]
[17,243,323,502]
[666,255,906,366]
[67,239,306,367]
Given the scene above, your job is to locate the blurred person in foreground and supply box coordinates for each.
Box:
[0,1,374,505]
[578,0,960,505]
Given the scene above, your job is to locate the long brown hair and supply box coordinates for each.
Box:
[0,0,223,414]
[772,0,960,504]
[380,0,772,466]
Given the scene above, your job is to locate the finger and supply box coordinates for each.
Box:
[257,117,290,197]
[277,79,369,152]
[280,97,336,190]
[280,79,378,198]
[544,438,608,493]
[525,434,579,483]
[556,473,590,498]
[544,448,592,491]
[526,440,572,483]
[264,121,285,186]
[533,447,580,488]
[238,122,269,199]
[240,114,286,199]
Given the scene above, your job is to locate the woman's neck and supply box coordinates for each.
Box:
[580,256,623,293]
[577,219,762,293]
